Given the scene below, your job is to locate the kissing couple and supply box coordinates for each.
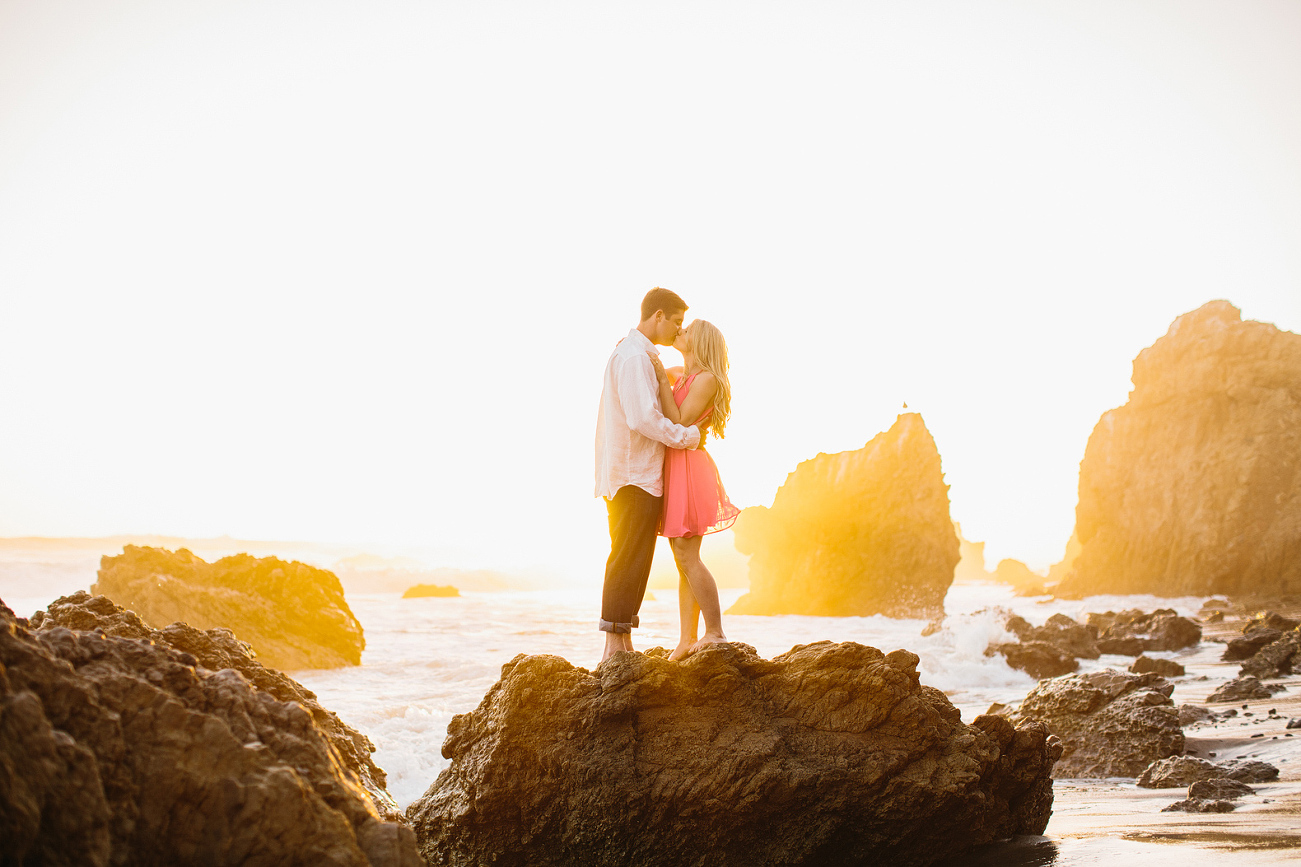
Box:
[595,287,740,664]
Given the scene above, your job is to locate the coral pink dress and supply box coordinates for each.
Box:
[661,372,741,538]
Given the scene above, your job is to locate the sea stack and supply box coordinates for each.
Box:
[94,545,365,670]
[1057,301,1301,598]
[729,413,959,618]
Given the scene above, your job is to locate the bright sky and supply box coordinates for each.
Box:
[1,0,1298,579]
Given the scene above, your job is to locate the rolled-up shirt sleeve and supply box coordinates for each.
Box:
[618,354,701,449]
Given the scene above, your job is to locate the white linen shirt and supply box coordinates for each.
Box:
[595,328,701,499]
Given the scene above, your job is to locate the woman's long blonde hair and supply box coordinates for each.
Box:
[688,319,732,439]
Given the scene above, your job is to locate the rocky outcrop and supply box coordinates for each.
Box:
[729,414,959,619]
[1223,630,1283,661]
[1055,302,1301,598]
[1207,675,1287,702]
[1015,669,1183,778]
[991,559,1047,597]
[990,641,1077,680]
[93,545,364,670]
[1086,609,1201,655]
[407,641,1061,867]
[0,595,421,867]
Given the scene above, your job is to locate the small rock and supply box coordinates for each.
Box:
[1178,704,1213,727]
[1218,759,1279,783]
[1137,756,1223,789]
[1130,656,1185,677]
[1163,798,1236,813]
[1207,676,1287,703]
[1188,779,1254,800]
[1287,718,1301,730]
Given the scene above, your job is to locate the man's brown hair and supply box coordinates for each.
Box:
[640,287,688,322]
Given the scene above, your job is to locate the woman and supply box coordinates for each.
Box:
[647,319,740,661]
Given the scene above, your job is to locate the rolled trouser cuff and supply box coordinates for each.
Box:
[599,616,639,633]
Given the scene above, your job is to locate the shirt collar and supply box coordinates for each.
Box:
[626,327,659,354]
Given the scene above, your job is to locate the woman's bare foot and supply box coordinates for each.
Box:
[669,639,696,661]
[689,632,728,654]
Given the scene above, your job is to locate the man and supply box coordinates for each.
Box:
[595,287,701,662]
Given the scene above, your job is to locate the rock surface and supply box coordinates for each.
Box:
[1207,676,1287,703]
[0,595,421,867]
[407,641,1061,867]
[1056,301,1301,598]
[1015,669,1183,778]
[93,545,365,670]
[729,413,959,619]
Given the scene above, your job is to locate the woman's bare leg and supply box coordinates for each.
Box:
[670,535,727,655]
[669,558,700,661]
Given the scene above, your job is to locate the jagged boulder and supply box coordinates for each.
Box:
[1056,301,1301,598]
[0,596,421,867]
[407,641,1060,867]
[728,414,959,619]
[1015,669,1183,778]
[93,545,365,670]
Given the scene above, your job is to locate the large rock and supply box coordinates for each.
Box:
[1137,755,1278,787]
[729,414,959,618]
[93,545,365,670]
[0,596,421,867]
[1015,669,1183,778]
[1056,301,1301,598]
[407,641,1061,867]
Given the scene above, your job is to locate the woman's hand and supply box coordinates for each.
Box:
[646,351,670,385]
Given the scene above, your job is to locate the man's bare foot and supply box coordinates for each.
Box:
[601,632,633,664]
[669,639,696,662]
[689,632,728,654]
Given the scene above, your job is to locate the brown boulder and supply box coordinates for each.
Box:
[93,545,364,670]
[0,596,421,867]
[407,641,1060,867]
[1015,669,1183,778]
[728,414,959,619]
[1056,301,1301,598]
